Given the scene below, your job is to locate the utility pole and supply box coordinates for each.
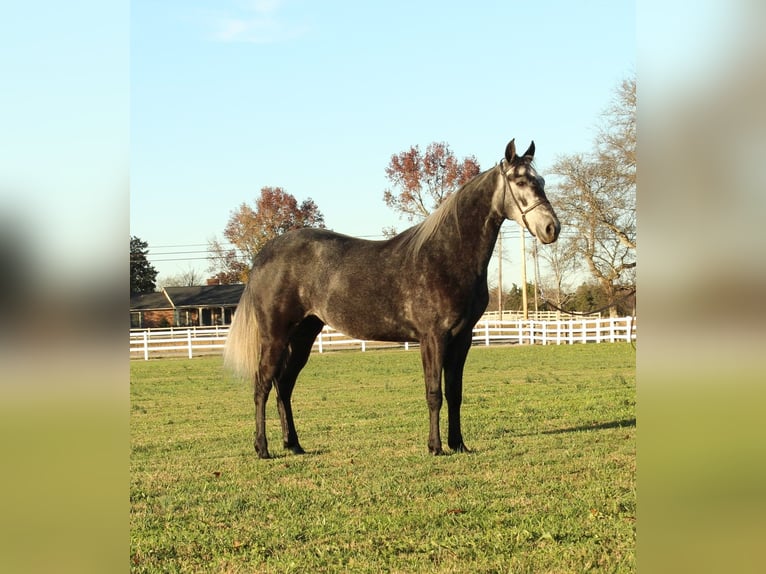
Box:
[520,228,528,320]
[532,238,539,317]
[497,231,503,317]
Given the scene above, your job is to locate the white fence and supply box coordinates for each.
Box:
[481,310,601,321]
[130,317,635,360]
[129,326,229,360]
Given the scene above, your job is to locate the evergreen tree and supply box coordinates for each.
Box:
[130,236,158,294]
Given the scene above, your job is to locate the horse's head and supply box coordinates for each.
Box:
[498,139,560,244]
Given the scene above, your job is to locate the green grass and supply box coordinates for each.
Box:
[131,344,635,573]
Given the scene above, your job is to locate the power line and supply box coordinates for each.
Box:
[133,230,582,266]
[144,230,579,251]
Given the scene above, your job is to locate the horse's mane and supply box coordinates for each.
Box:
[393,168,496,258]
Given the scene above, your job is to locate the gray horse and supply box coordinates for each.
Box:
[224,139,560,458]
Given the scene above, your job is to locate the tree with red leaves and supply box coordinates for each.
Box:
[382,141,480,235]
[208,187,325,284]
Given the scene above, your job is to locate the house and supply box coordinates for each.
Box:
[130,291,175,328]
[130,284,245,328]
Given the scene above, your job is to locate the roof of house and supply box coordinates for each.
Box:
[130,291,172,311]
[130,284,246,311]
[164,285,245,308]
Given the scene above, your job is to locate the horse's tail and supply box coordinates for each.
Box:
[223,287,260,382]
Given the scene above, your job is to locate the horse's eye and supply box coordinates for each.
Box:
[516,180,526,187]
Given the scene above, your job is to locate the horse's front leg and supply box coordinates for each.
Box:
[420,333,446,455]
[444,330,473,453]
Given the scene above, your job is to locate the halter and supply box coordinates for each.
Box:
[499,159,550,232]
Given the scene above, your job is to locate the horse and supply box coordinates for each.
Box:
[224,139,560,458]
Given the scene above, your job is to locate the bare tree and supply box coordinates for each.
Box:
[596,78,636,190]
[548,77,636,316]
[533,237,579,312]
[158,266,204,288]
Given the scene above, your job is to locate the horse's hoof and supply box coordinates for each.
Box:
[285,444,306,455]
[255,445,272,459]
[451,443,471,454]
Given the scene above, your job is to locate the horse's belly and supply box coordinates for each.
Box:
[322,308,419,343]
[311,290,411,342]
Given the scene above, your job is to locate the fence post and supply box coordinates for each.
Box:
[484,320,490,346]
[361,340,366,352]
[143,331,149,361]
[187,329,193,359]
[318,331,324,353]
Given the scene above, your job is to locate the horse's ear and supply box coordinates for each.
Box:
[522,141,535,159]
[505,139,517,163]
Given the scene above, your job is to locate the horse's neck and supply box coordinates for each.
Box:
[434,171,505,273]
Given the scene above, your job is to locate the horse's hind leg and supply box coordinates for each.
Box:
[253,377,273,459]
[276,317,324,454]
[254,333,290,459]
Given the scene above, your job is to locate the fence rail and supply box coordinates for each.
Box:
[480,310,601,321]
[130,317,635,360]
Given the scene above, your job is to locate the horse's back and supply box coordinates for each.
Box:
[245,227,349,305]
[245,228,419,340]
[245,226,485,342]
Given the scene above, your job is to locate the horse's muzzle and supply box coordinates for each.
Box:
[539,219,561,244]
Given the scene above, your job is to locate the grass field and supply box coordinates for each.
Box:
[131,344,635,573]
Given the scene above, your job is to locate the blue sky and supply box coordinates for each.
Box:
[132,0,635,281]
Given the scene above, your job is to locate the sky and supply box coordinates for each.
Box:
[130,0,635,284]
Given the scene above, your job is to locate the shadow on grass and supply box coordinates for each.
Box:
[267,448,329,459]
[518,418,636,437]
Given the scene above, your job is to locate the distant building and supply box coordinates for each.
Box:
[130,284,245,328]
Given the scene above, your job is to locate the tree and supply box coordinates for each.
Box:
[533,237,579,312]
[564,281,635,316]
[158,266,204,288]
[208,187,325,284]
[130,236,158,294]
[568,282,610,315]
[501,283,537,312]
[382,141,480,234]
[548,77,636,317]
[596,78,636,190]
